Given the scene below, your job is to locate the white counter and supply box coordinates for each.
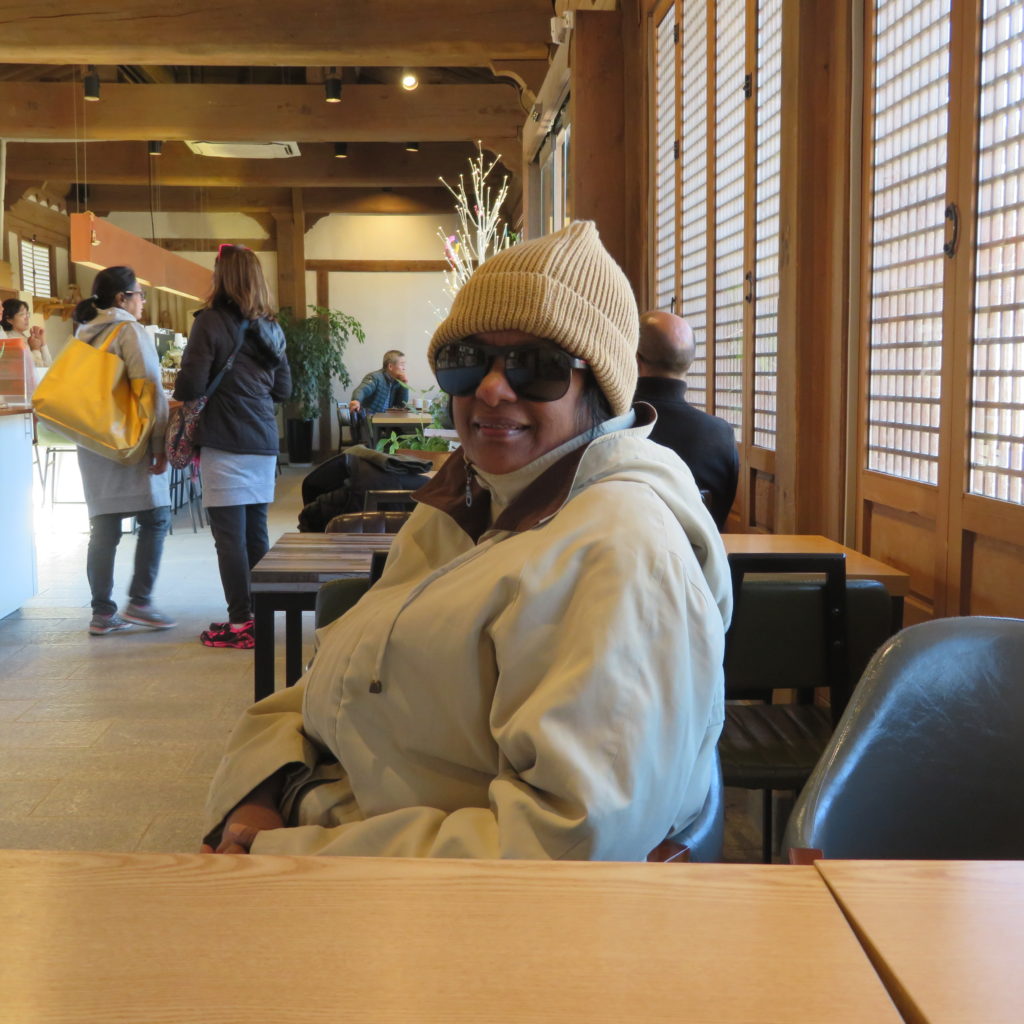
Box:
[0,407,38,618]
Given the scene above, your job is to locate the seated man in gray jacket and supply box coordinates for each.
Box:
[349,350,409,415]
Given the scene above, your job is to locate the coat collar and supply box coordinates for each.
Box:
[414,404,657,542]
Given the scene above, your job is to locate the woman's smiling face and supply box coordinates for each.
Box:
[452,329,587,475]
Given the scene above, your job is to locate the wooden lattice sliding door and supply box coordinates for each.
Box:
[857,0,1024,620]
[647,0,783,529]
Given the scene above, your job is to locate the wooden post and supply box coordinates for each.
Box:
[274,189,306,315]
[775,0,852,535]
[569,10,629,279]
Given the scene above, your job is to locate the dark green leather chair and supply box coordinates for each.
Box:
[785,616,1024,860]
[719,553,895,861]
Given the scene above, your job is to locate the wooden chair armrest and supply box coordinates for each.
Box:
[787,847,824,865]
[647,839,691,863]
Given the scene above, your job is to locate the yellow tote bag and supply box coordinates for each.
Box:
[32,323,156,466]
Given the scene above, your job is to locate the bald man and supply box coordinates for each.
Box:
[635,311,738,529]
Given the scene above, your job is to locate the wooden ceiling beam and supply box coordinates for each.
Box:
[0,83,523,143]
[61,184,456,216]
[0,1,552,65]
[556,0,618,12]
[4,141,514,188]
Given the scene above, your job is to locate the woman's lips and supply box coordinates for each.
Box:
[475,419,527,437]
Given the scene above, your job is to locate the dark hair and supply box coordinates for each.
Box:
[73,266,138,324]
[576,372,614,432]
[1,298,28,331]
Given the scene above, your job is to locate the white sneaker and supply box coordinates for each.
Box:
[122,603,177,630]
[88,613,133,636]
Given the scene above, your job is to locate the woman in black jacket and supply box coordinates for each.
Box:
[174,244,291,648]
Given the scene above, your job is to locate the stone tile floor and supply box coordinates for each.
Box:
[0,458,762,860]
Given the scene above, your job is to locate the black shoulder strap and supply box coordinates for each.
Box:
[203,316,249,399]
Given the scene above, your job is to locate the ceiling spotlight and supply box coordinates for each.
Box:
[84,66,100,102]
[324,76,342,103]
[400,71,419,91]
[148,140,163,156]
[404,141,420,153]
[333,142,349,159]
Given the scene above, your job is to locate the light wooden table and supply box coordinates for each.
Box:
[722,534,909,596]
[0,852,900,1023]
[817,860,1024,1024]
[369,408,433,445]
[250,532,397,700]
[723,533,910,629]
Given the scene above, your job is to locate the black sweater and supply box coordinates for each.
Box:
[634,376,739,529]
[173,306,291,456]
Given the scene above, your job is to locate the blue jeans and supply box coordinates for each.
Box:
[86,506,172,616]
[204,503,269,623]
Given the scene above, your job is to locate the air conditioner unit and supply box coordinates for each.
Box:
[185,141,301,159]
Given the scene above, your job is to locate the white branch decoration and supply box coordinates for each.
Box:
[435,141,515,307]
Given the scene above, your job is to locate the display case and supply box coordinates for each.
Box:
[0,335,36,408]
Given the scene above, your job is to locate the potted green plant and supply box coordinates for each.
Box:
[278,304,365,464]
[375,395,456,469]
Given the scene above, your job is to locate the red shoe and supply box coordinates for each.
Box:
[200,621,255,649]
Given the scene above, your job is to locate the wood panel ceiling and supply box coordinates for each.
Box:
[0,0,557,220]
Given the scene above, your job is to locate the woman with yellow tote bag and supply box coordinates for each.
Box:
[69,267,175,637]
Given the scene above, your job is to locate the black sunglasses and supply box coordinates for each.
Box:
[434,340,587,402]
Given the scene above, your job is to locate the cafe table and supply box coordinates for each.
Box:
[816,860,1024,1024]
[250,531,396,701]
[0,852,900,1023]
[368,407,433,445]
[723,533,910,630]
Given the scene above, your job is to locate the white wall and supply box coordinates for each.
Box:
[305,212,454,261]
[305,211,459,412]
[105,211,278,333]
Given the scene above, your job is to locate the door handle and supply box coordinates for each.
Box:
[943,203,960,258]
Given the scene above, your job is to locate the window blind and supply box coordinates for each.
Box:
[969,0,1024,504]
[653,5,678,313]
[19,239,52,298]
[714,0,746,437]
[865,0,951,484]
[680,0,710,409]
[753,0,782,451]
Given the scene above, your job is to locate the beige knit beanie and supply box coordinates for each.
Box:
[427,220,639,416]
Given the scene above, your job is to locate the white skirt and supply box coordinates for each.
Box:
[200,447,277,508]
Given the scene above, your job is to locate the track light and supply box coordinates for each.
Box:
[333,142,349,158]
[84,67,100,102]
[400,71,418,91]
[148,141,163,156]
[324,76,342,103]
[404,141,420,153]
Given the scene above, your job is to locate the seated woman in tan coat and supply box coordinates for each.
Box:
[202,221,731,861]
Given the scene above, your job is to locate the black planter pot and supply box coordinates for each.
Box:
[286,418,314,465]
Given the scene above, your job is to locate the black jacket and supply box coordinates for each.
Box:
[174,305,291,456]
[634,377,739,529]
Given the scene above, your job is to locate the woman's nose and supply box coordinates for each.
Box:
[475,357,517,404]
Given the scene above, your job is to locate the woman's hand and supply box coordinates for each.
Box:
[201,771,286,854]
[27,326,45,351]
[148,452,168,476]
[201,800,285,854]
